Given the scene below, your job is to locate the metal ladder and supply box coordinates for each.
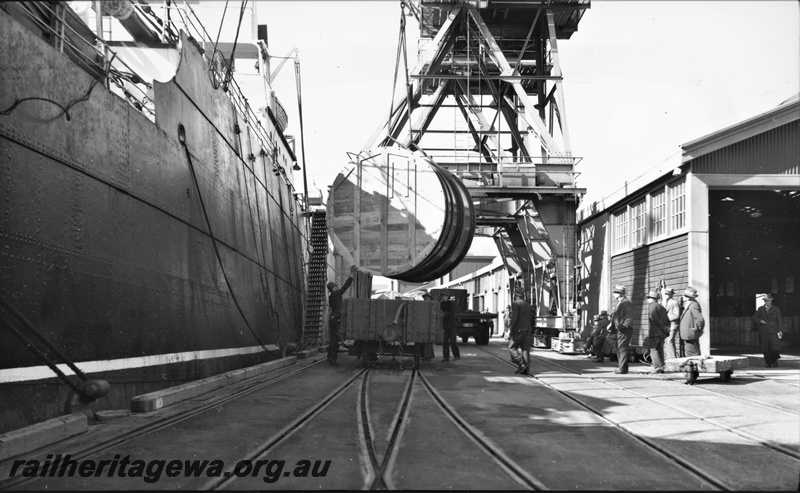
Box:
[560,225,577,329]
[302,211,329,346]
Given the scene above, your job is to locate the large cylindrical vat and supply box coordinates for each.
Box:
[328,148,474,282]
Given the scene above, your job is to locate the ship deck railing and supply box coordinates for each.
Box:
[11,2,285,170]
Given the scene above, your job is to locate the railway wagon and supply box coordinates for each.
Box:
[343,299,443,368]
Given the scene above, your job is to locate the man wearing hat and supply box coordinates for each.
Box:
[587,311,610,362]
[326,266,356,365]
[508,289,533,375]
[610,285,634,374]
[440,293,460,362]
[662,287,681,360]
[420,291,436,361]
[647,290,670,373]
[678,287,704,357]
[752,294,783,367]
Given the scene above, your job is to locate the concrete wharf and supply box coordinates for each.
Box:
[1,338,798,491]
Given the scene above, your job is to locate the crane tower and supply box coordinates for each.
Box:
[365,0,588,321]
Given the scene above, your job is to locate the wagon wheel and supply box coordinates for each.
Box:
[362,351,377,368]
[719,370,733,382]
[461,336,469,343]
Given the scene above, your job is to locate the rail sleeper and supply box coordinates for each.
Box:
[130,356,298,413]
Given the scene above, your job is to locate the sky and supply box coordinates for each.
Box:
[256,1,799,208]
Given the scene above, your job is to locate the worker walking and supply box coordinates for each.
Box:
[326,266,356,365]
[440,294,460,362]
[508,290,533,375]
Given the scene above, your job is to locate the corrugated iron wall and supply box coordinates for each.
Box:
[692,121,800,175]
[610,234,689,347]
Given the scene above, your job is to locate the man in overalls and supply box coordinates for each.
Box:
[327,266,356,365]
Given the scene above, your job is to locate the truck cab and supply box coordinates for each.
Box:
[430,288,497,345]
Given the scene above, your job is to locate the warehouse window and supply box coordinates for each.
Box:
[631,200,646,246]
[670,179,686,230]
[613,209,628,252]
[651,188,667,238]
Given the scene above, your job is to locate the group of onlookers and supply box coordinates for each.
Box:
[324,270,785,372]
[583,284,706,374]
[584,285,785,373]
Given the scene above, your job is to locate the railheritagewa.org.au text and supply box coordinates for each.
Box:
[8,454,331,484]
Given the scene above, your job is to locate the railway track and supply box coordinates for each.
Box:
[0,358,327,491]
[2,355,538,490]
[3,346,797,490]
[476,341,800,490]
[208,360,543,490]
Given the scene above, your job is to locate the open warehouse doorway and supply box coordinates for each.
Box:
[708,189,800,350]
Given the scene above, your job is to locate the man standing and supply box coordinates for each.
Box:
[440,294,460,362]
[483,309,496,336]
[508,290,533,375]
[752,294,783,367]
[326,266,356,365]
[420,291,436,362]
[647,290,670,374]
[679,287,704,357]
[610,285,633,374]
[502,305,512,340]
[662,288,681,360]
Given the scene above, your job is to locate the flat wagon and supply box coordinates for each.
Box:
[343,299,443,369]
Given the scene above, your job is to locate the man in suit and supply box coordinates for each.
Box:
[610,285,633,374]
[508,290,533,375]
[589,310,610,362]
[662,287,681,360]
[679,287,704,357]
[752,294,783,367]
[647,290,670,373]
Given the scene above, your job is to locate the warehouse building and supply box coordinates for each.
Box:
[577,96,799,357]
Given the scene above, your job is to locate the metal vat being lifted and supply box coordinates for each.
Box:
[328,148,474,283]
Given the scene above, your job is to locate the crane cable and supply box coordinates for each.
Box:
[294,53,310,206]
[387,1,414,146]
[400,3,414,145]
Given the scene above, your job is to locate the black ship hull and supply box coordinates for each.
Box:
[0,5,308,432]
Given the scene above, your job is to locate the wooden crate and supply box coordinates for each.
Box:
[343,299,443,344]
[558,338,586,354]
[532,335,551,348]
[551,337,562,352]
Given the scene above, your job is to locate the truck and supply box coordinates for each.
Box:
[430,288,497,346]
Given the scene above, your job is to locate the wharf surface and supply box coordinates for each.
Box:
[1,336,798,491]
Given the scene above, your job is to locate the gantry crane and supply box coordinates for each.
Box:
[356,0,588,327]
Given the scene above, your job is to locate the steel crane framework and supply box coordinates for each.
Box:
[361,0,589,321]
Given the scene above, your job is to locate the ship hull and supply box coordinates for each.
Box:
[0,7,307,432]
